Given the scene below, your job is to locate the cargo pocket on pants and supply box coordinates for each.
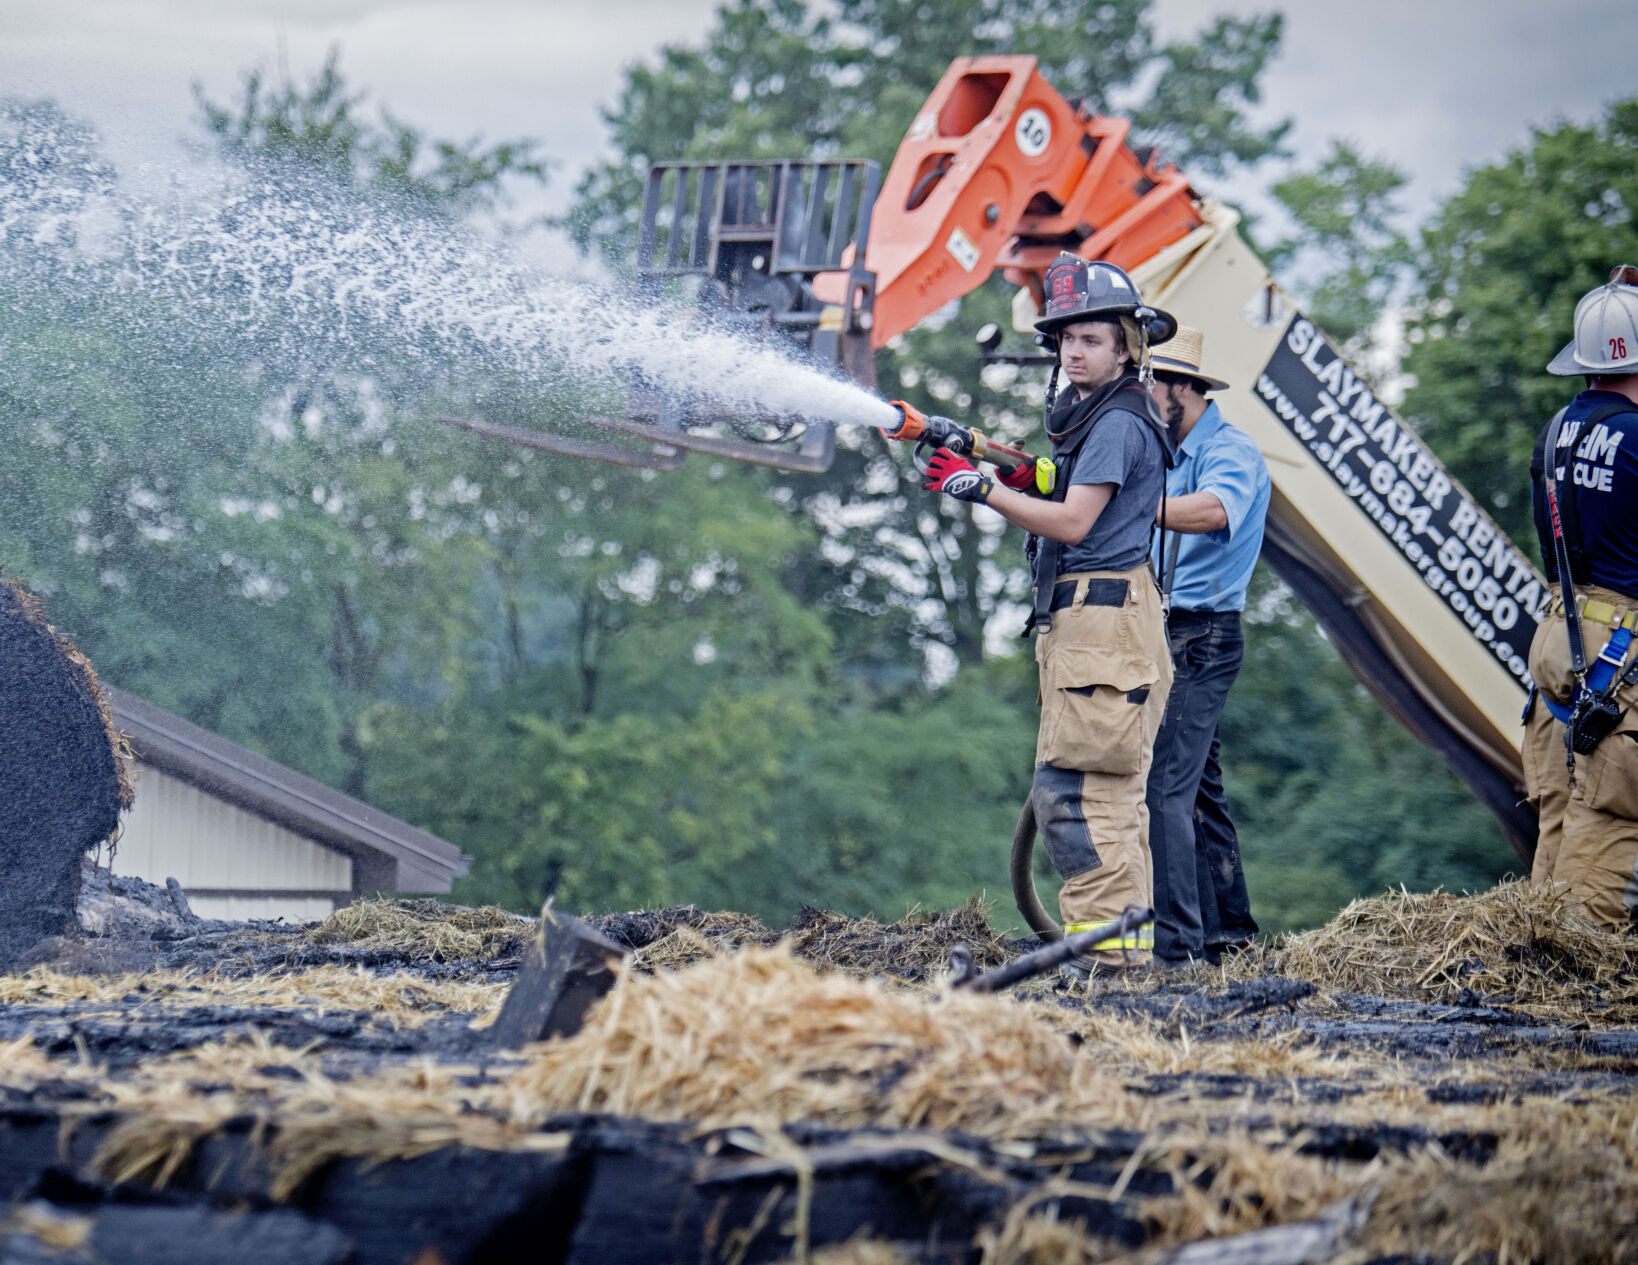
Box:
[1579,709,1638,818]
[1037,647,1161,775]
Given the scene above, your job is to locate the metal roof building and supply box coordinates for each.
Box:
[105,687,469,923]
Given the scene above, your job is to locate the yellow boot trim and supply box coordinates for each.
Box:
[1063,920,1154,951]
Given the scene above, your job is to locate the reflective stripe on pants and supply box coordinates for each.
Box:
[1063,920,1156,952]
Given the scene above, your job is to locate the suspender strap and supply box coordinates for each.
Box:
[1542,407,1587,680]
[1538,401,1638,744]
[1029,535,1064,635]
[1162,528,1182,604]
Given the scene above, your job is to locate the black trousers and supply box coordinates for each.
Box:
[1143,609,1258,961]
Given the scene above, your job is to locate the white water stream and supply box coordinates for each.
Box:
[0,135,898,435]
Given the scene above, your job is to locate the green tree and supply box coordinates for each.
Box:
[195,48,548,214]
[1400,100,1638,545]
[1264,140,1413,353]
[179,58,560,790]
[568,0,1287,261]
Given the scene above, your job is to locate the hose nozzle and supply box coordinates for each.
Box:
[883,400,926,442]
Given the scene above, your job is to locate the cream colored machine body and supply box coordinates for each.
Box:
[1119,206,1543,853]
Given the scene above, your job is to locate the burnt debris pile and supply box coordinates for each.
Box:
[589,898,1013,980]
[0,581,132,971]
[2,887,1637,1264]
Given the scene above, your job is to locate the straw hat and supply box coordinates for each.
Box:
[1148,325,1229,392]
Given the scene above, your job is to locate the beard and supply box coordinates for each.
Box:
[1163,394,1187,448]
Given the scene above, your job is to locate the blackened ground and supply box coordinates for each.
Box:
[0,1100,1535,1265]
[5,895,1636,1263]
[1025,971,1638,1063]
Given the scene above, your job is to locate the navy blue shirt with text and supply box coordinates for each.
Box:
[1530,389,1638,597]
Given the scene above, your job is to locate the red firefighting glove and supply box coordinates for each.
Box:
[995,459,1039,491]
[922,448,993,504]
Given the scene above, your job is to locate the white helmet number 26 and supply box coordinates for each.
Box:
[1015,108,1052,157]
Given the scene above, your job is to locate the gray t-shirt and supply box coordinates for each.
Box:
[1056,408,1165,574]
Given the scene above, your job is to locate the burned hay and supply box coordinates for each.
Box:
[595,895,1011,979]
[1252,879,1638,1021]
[594,906,779,972]
[785,896,1013,979]
[593,905,775,953]
[507,944,1130,1136]
[6,894,1638,1263]
[307,898,531,962]
[0,963,504,1026]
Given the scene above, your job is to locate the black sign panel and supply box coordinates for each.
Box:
[1254,316,1545,690]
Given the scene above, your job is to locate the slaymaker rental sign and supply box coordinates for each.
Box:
[1255,316,1546,691]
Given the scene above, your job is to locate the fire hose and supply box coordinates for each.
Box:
[1009,798,1061,942]
[877,398,1041,478]
[948,903,1152,990]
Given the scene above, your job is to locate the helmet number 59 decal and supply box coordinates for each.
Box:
[1015,108,1051,157]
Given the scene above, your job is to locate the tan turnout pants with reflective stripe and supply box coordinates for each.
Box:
[1525,584,1638,930]
[1032,565,1172,965]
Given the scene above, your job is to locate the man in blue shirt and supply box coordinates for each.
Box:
[1143,326,1271,964]
[1525,267,1638,930]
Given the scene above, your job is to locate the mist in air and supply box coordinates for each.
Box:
[0,104,895,456]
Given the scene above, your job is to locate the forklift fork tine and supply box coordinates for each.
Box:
[583,415,836,474]
[434,414,686,471]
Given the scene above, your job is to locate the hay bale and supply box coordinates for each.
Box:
[507,944,1130,1137]
[0,579,132,969]
[306,898,531,962]
[1256,880,1638,1021]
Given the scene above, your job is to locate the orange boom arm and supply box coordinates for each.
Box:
[850,55,1204,346]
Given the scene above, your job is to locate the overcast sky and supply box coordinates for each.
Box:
[4,0,1636,229]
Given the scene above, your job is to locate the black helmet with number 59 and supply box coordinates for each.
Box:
[1033,254,1177,349]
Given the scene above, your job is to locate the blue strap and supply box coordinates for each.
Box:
[1589,626,1633,694]
[1537,625,1633,724]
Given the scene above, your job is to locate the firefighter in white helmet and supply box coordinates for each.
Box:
[1525,265,1638,929]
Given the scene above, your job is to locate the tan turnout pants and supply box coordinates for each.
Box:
[1525,584,1638,931]
[1032,566,1173,965]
